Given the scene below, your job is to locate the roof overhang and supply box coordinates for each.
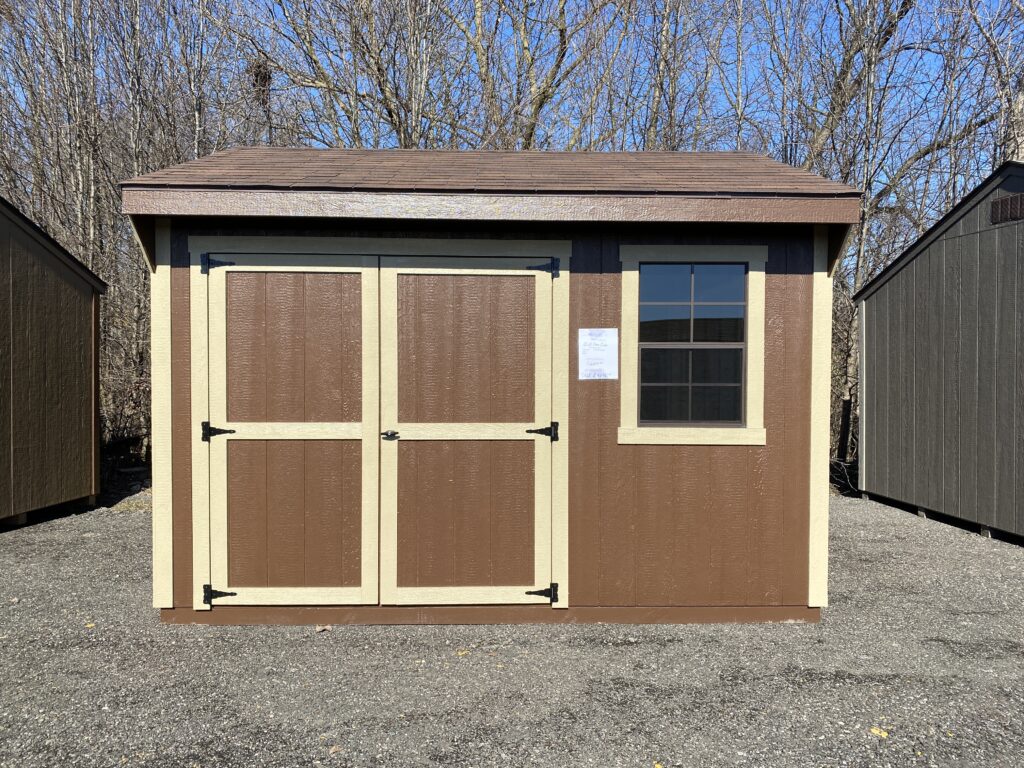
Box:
[122,188,860,226]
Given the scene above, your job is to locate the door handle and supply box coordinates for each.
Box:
[380,430,400,441]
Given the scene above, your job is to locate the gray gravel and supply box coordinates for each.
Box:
[1,491,1023,767]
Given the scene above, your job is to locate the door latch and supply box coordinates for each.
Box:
[380,430,400,441]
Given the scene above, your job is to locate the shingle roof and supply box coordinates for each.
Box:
[122,148,858,197]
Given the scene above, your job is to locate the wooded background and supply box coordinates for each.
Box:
[1,0,1021,464]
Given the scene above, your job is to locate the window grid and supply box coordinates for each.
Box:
[638,263,747,426]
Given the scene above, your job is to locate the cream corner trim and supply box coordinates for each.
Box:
[617,245,767,446]
[858,300,867,491]
[808,226,832,608]
[150,222,173,608]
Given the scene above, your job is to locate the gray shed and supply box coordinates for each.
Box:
[0,196,106,523]
[855,160,1024,538]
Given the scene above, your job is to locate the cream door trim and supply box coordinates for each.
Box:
[190,244,380,608]
[189,245,212,610]
[150,220,174,608]
[808,226,832,608]
[378,252,566,606]
[618,245,768,446]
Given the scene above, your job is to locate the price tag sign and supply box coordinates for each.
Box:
[578,328,619,380]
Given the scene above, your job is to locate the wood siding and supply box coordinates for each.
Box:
[396,441,535,587]
[227,439,361,587]
[225,272,362,423]
[167,220,816,611]
[862,169,1024,537]
[0,205,101,519]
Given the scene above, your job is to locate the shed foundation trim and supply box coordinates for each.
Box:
[161,605,820,625]
[122,189,861,224]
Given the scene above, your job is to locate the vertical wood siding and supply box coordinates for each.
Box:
[168,221,817,609]
[0,216,11,518]
[568,231,812,607]
[862,172,1024,537]
[0,212,98,519]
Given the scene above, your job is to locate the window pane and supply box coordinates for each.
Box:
[691,386,742,422]
[639,263,691,302]
[641,348,690,384]
[639,305,691,342]
[691,349,743,384]
[693,263,745,302]
[640,386,689,422]
[693,305,744,342]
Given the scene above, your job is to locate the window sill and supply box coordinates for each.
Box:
[616,426,767,446]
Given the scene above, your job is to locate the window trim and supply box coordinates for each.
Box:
[618,245,767,445]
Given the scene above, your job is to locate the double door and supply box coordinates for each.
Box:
[192,249,560,609]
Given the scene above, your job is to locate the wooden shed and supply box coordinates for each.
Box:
[0,196,105,523]
[123,149,859,624]
[856,160,1024,538]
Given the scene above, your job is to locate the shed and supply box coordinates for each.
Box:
[855,160,1024,538]
[0,196,105,523]
[123,148,859,624]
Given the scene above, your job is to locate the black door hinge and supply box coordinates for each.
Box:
[380,430,400,441]
[200,253,236,274]
[203,584,238,605]
[525,421,559,441]
[527,257,560,278]
[526,583,559,603]
[201,421,236,441]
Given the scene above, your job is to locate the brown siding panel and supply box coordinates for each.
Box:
[171,231,193,606]
[9,228,94,514]
[568,230,813,608]
[227,272,362,423]
[396,441,534,587]
[167,221,819,616]
[397,274,534,423]
[228,439,362,588]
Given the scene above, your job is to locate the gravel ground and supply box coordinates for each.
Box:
[1,492,1023,768]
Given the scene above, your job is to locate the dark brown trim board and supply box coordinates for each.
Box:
[162,605,820,625]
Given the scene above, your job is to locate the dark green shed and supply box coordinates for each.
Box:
[855,160,1024,538]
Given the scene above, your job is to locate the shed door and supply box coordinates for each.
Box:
[205,255,379,606]
[379,257,554,605]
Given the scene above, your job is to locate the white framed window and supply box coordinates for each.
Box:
[618,245,767,445]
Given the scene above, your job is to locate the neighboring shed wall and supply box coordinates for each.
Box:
[861,170,1024,536]
[0,205,101,520]
[162,219,816,617]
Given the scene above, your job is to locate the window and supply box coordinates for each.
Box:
[618,246,767,445]
[638,263,746,424]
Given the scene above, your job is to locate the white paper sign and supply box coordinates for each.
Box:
[578,328,619,380]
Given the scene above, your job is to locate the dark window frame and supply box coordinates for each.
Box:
[637,262,748,426]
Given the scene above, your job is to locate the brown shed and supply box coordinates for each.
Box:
[0,196,105,523]
[123,149,859,624]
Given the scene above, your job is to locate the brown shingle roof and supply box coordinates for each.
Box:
[122,148,858,197]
